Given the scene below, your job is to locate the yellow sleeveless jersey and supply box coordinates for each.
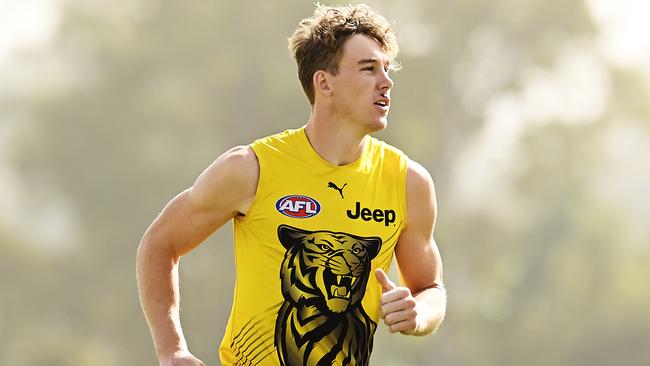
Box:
[219,127,407,366]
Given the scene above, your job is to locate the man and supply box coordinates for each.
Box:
[137,4,446,366]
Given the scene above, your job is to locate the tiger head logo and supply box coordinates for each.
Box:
[275,225,383,365]
[277,224,382,314]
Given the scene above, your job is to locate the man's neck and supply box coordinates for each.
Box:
[304,112,369,166]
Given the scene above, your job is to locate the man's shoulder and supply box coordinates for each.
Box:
[405,158,435,197]
[220,145,259,168]
[197,145,259,192]
[190,145,259,212]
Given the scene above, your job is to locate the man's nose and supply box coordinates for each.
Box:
[379,70,394,90]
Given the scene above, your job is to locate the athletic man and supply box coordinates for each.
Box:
[137,4,446,365]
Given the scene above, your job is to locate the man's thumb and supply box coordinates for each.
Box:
[375,268,396,293]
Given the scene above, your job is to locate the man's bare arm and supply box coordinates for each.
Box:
[377,159,446,336]
[136,145,258,364]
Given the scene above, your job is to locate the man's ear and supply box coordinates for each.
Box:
[313,70,332,98]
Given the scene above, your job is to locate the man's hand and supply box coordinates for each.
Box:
[160,351,205,366]
[375,268,420,335]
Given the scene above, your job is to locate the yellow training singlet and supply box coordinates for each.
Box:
[219,127,407,366]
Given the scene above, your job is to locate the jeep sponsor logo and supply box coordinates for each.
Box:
[346,201,396,226]
[276,195,321,218]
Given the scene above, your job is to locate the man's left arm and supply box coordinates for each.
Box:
[376,159,446,336]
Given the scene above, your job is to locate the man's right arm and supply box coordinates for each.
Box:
[136,145,259,365]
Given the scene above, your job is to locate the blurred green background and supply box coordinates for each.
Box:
[1,0,649,365]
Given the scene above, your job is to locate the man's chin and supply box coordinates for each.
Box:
[367,119,388,133]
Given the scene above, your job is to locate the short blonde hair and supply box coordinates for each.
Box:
[288,4,399,105]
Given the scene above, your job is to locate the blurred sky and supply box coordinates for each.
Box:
[0,0,58,65]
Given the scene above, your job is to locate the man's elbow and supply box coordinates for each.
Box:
[137,231,179,266]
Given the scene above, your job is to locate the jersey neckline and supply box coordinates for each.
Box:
[297,126,372,170]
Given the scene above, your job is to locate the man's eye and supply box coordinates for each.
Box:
[362,66,375,72]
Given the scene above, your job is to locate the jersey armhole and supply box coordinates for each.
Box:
[399,153,409,231]
[236,143,266,223]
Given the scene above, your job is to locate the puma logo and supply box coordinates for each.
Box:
[327,182,347,199]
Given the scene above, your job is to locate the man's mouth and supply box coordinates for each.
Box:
[374,97,390,108]
[374,96,390,111]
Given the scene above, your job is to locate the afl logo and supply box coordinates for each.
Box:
[276,195,321,218]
